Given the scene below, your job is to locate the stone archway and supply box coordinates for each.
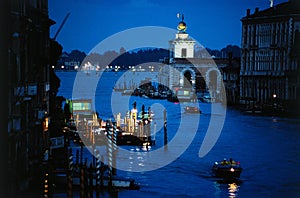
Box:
[206,68,222,99]
[180,68,196,88]
[183,70,192,88]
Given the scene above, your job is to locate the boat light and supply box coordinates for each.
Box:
[230,168,235,172]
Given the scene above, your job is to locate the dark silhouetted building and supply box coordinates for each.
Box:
[7,0,58,194]
[240,0,300,114]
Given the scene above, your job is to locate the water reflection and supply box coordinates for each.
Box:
[214,180,241,198]
[228,183,239,198]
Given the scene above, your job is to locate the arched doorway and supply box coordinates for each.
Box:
[207,69,219,98]
[183,70,192,88]
[208,70,218,90]
[196,74,206,93]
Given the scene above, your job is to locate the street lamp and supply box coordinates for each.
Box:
[272,93,278,109]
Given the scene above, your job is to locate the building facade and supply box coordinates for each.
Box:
[217,56,241,105]
[240,0,300,113]
[159,17,237,103]
[7,0,58,193]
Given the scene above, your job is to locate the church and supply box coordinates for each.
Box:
[158,15,225,103]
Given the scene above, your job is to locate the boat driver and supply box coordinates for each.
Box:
[229,158,237,165]
[221,158,229,165]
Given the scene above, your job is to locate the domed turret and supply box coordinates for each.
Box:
[177,13,187,33]
[177,21,187,32]
[169,14,195,58]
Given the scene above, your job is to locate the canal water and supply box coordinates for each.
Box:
[56,71,300,198]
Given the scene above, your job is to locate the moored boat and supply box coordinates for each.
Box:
[184,106,201,114]
[53,169,139,190]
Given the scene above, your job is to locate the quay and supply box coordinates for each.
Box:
[42,99,160,197]
[67,99,156,147]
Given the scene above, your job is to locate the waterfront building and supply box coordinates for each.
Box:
[240,0,300,113]
[7,0,58,193]
[217,55,241,105]
[159,16,239,103]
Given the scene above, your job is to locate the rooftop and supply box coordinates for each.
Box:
[241,0,300,21]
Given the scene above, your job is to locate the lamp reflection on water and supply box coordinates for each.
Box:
[228,182,239,198]
[214,181,240,198]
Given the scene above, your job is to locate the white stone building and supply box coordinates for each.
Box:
[158,17,225,102]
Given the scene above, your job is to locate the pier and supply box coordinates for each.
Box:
[42,99,158,196]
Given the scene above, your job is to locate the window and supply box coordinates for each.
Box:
[182,48,187,58]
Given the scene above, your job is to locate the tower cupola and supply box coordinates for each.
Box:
[169,14,195,59]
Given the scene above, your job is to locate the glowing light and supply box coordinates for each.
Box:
[230,168,235,172]
[43,117,49,132]
[228,183,239,198]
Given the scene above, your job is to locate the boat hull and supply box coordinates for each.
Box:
[184,106,201,114]
[212,166,242,178]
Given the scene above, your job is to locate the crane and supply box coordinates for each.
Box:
[53,12,71,40]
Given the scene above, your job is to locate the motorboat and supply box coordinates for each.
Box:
[184,106,201,114]
[212,159,242,178]
[201,95,215,103]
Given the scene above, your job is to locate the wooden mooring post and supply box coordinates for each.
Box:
[100,155,105,189]
[95,150,101,196]
[67,148,73,198]
[164,109,168,148]
[76,150,79,169]
[88,163,93,198]
[106,120,118,190]
[80,159,87,198]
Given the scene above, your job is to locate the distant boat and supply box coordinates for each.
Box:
[184,106,201,114]
[121,90,134,96]
[201,95,215,103]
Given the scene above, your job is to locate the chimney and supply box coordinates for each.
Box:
[255,7,259,13]
[246,9,250,16]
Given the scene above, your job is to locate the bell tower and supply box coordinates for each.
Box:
[169,14,195,59]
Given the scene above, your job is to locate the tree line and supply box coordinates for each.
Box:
[60,45,241,68]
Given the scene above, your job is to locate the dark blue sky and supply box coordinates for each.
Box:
[49,0,287,53]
